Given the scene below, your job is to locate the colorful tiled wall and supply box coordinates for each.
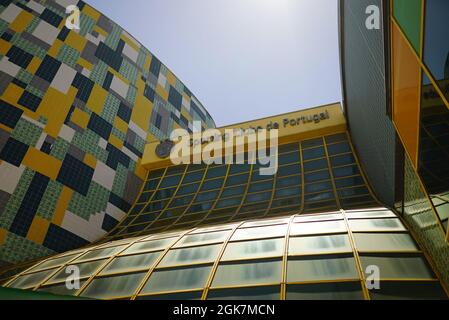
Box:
[0,0,215,267]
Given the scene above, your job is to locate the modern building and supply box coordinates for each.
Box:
[0,0,448,300]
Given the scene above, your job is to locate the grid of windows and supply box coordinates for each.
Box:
[104,132,378,240]
[5,208,446,300]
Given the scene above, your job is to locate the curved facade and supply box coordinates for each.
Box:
[4,208,447,300]
[0,0,215,266]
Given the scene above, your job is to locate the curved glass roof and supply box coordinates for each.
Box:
[4,208,447,300]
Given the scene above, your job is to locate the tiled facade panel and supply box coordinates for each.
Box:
[0,0,215,266]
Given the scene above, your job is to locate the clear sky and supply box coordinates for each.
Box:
[86,0,342,127]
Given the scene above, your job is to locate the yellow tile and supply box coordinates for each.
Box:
[53,187,73,226]
[94,26,107,37]
[2,83,23,107]
[27,216,50,245]
[0,124,12,134]
[9,10,33,33]
[65,31,87,53]
[0,228,6,246]
[156,84,168,100]
[87,84,108,114]
[84,153,97,169]
[122,34,140,51]
[39,87,77,137]
[77,57,92,70]
[114,117,128,134]
[135,161,147,181]
[22,148,62,180]
[0,39,11,55]
[27,57,42,74]
[82,5,101,20]
[70,108,90,129]
[144,56,151,70]
[47,39,63,57]
[109,134,123,149]
[131,92,152,131]
[167,71,176,86]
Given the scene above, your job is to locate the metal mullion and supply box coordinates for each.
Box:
[280,215,295,300]
[43,275,91,287]
[287,251,354,259]
[207,282,281,292]
[226,164,254,222]
[299,142,305,214]
[286,278,360,286]
[135,261,214,271]
[201,222,245,300]
[135,287,204,298]
[341,209,371,300]
[130,228,195,299]
[74,237,145,297]
[159,165,212,231]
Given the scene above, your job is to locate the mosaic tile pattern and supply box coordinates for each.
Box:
[0,0,215,266]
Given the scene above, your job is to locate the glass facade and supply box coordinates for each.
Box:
[103,132,377,241]
[4,208,446,300]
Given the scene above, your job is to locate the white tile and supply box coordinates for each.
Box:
[122,146,138,162]
[158,73,166,87]
[54,0,78,7]
[105,203,126,221]
[51,64,77,94]
[98,137,107,149]
[59,124,75,142]
[110,76,129,99]
[0,163,25,194]
[0,4,21,23]
[27,0,45,14]
[92,161,116,190]
[123,43,138,63]
[32,20,59,46]
[0,57,21,77]
[61,211,107,242]
[129,121,147,140]
[81,67,91,77]
[35,133,46,150]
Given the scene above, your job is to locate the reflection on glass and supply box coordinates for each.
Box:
[348,219,406,232]
[345,210,396,219]
[222,238,284,261]
[38,281,86,296]
[287,256,358,282]
[360,255,434,279]
[80,272,146,299]
[49,259,106,283]
[159,244,221,267]
[175,231,230,247]
[354,233,418,252]
[9,269,55,289]
[122,238,176,254]
[369,281,447,300]
[231,225,288,241]
[101,252,161,274]
[287,282,363,300]
[29,254,78,272]
[290,220,347,236]
[419,73,449,231]
[208,286,280,300]
[142,265,211,294]
[75,245,127,262]
[212,260,282,287]
[289,234,351,255]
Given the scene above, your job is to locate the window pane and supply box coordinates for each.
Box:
[304,170,330,183]
[175,231,230,247]
[137,291,202,300]
[101,252,162,275]
[9,269,55,289]
[302,147,325,160]
[354,233,418,252]
[293,213,343,223]
[208,286,280,300]
[212,260,282,287]
[370,281,447,300]
[49,260,106,283]
[287,282,363,300]
[289,234,352,255]
[30,254,78,272]
[122,238,176,254]
[80,272,146,299]
[346,210,396,219]
[287,256,358,282]
[348,219,406,232]
[290,220,347,236]
[159,244,222,267]
[222,238,284,261]
[360,255,434,279]
[76,245,127,262]
[231,224,288,241]
[141,265,211,294]
[38,281,86,296]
